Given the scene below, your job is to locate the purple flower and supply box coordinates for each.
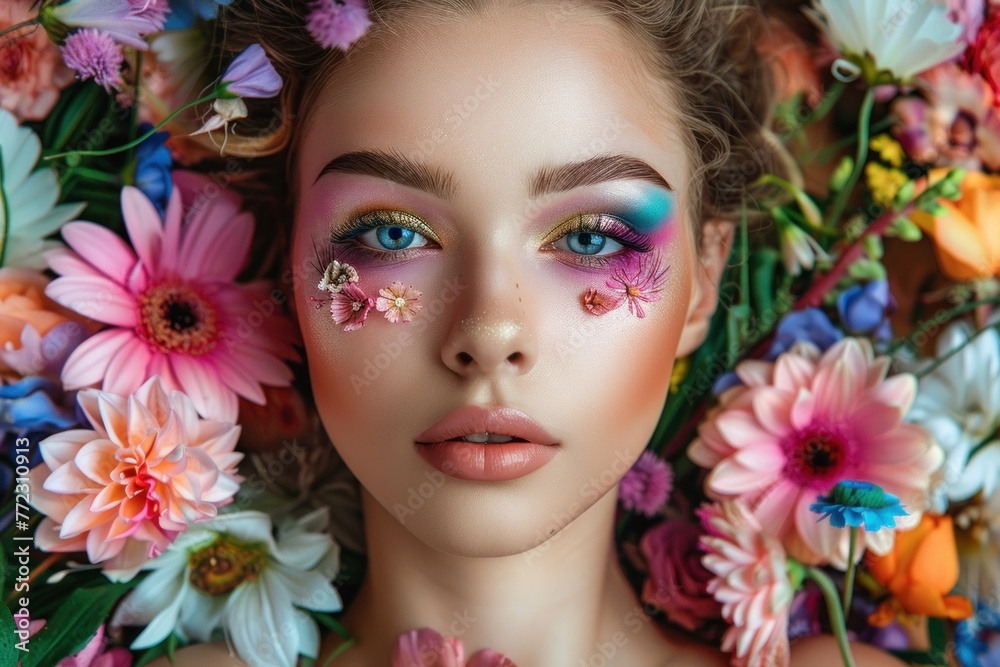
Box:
[61,29,125,93]
[306,0,373,50]
[218,43,282,99]
[619,451,673,516]
[837,280,896,342]
[48,0,164,50]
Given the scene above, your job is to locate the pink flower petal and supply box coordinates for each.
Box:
[752,391,792,437]
[60,221,137,284]
[101,336,153,396]
[171,354,238,422]
[45,276,138,327]
[61,329,136,390]
[121,186,164,274]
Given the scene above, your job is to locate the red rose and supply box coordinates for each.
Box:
[639,518,723,632]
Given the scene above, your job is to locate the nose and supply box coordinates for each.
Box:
[440,276,538,378]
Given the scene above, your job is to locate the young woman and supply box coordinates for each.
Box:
[155,1,908,664]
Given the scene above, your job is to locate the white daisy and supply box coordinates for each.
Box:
[806,0,966,83]
[0,109,84,269]
[112,508,342,667]
[908,320,1000,512]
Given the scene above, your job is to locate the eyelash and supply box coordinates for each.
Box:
[312,210,655,276]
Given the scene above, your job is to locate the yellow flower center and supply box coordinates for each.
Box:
[394,297,407,309]
[138,282,219,355]
[188,537,266,596]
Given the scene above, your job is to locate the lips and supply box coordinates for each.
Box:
[414,406,559,481]
[414,405,558,446]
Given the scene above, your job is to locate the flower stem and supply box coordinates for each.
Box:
[843,527,857,622]
[0,145,8,268]
[0,19,39,43]
[824,87,876,230]
[794,200,917,310]
[45,92,219,161]
[806,566,857,667]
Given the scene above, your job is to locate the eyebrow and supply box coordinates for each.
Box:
[316,150,673,199]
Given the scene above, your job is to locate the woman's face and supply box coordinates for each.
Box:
[292,3,714,556]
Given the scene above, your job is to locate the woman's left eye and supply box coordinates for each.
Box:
[357,226,432,251]
[554,232,625,256]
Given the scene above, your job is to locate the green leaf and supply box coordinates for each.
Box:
[1,603,18,667]
[887,216,922,241]
[892,179,916,207]
[20,581,137,667]
[134,634,185,667]
[829,156,855,195]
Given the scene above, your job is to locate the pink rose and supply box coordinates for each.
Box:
[0,0,75,121]
[639,518,722,632]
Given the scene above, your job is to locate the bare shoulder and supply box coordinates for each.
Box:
[146,641,249,667]
[790,636,910,667]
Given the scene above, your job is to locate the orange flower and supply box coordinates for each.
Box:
[756,16,823,108]
[866,514,973,625]
[0,0,74,121]
[911,170,1000,281]
[0,268,82,375]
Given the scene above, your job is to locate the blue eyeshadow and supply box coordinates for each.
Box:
[616,188,675,234]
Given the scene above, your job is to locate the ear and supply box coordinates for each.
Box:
[676,219,734,357]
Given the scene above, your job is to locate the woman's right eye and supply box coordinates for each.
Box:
[356,225,433,251]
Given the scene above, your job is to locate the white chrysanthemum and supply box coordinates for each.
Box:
[909,320,1000,512]
[112,508,342,667]
[806,0,966,82]
[0,109,84,269]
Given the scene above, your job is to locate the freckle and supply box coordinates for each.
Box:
[515,283,519,289]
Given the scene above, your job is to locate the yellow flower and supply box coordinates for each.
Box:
[911,169,1000,281]
[670,357,689,394]
[870,134,905,167]
[865,162,908,208]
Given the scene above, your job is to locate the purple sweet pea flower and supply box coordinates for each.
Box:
[47,0,164,51]
[218,43,282,99]
[837,280,897,342]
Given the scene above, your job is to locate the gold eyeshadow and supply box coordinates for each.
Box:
[329,209,443,246]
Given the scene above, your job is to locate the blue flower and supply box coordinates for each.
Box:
[809,480,909,531]
[712,308,844,395]
[769,308,844,359]
[165,0,235,29]
[134,126,173,215]
[0,376,79,497]
[837,280,896,343]
[955,603,1000,667]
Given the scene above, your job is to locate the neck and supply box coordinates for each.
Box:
[341,487,659,666]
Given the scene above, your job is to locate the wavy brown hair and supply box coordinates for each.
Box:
[207,0,784,279]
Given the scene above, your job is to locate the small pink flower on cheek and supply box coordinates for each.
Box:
[581,252,669,318]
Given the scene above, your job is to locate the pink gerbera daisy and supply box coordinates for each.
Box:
[699,500,793,667]
[331,282,374,332]
[689,338,943,568]
[376,281,422,323]
[27,375,243,581]
[44,170,301,423]
[605,253,668,318]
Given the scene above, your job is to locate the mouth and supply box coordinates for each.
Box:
[414,405,559,447]
[414,406,559,481]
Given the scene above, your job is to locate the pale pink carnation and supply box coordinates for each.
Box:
[0,0,75,121]
[306,0,373,50]
[44,170,301,423]
[27,375,244,581]
[699,500,793,667]
[619,451,673,516]
[61,29,124,93]
[689,338,943,569]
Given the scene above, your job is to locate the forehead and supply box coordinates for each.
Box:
[295,3,689,208]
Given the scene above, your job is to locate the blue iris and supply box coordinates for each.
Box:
[566,232,607,255]
[375,226,415,250]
